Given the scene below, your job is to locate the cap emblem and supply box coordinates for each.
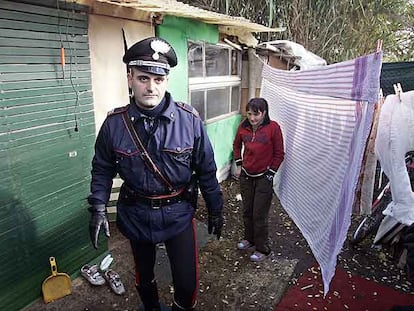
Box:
[150,40,171,60]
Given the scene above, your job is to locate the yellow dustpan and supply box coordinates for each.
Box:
[42,257,72,303]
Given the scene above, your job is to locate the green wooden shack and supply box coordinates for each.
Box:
[0,0,280,309]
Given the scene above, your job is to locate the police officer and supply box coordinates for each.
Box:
[87,37,224,311]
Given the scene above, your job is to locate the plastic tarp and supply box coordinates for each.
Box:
[257,40,327,70]
[381,62,414,96]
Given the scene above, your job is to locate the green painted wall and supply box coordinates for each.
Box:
[157,16,240,176]
[0,1,105,310]
[206,115,242,169]
[157,15,218,102]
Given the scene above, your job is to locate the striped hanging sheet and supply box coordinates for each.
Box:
[260,52,382,295]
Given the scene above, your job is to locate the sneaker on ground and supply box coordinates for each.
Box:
[104,269,126,295]
[80,264,106,286]
[237,239,254,250]
[250,251,270,262]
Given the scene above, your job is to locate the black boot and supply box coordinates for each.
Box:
[136,280,161,311]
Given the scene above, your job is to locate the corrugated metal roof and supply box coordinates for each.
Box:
[87,0,284,33]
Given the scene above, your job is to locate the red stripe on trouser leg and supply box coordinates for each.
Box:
[135,267,141,287]
[191,219,199,306]
[165,220,198,309]
[129,240,157,287]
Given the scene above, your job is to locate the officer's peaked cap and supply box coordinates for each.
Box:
[123,37,177,76]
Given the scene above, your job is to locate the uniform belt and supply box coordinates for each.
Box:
[123,185,185,209]
[132,194,183,209]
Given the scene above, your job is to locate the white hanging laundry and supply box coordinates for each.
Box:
[375,90,414,225]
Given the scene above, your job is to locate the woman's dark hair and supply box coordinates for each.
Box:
[246,97,270,123]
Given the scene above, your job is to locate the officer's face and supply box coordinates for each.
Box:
[128,68,169,109]
[246,109,266,128]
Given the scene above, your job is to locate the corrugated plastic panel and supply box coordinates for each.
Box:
[0,1,103,310]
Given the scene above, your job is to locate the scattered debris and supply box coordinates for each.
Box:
[301,284,314,290]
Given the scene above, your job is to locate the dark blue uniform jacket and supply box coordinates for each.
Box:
[88,92,223,243]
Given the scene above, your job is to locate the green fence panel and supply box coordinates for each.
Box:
[0,1,103,310]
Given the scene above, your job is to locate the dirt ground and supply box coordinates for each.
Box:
[25,178,412,311]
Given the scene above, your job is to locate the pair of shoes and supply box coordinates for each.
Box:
[250,251,270,262]
[237,239,254,250]
[104,269,126,295]
[80,264,106,286]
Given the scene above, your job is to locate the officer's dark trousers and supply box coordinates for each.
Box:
[130,221,198,310]
[240,172,273,254]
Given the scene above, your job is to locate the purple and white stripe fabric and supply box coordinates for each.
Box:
[260,52,382,295]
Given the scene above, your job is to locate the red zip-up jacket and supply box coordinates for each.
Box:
[233,118,284,175]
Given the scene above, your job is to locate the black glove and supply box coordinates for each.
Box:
[88,204,110,249]
[208,211,223,240]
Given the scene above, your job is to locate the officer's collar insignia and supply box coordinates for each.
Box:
[150,40,170,60]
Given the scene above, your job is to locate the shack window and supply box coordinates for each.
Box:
[188,40,241,122]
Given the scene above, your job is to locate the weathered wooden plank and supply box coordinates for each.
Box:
[3,104,93,126]
[4,121,95,144]
[0,54,90,65]
[0,172,90,217]
[0,77,92,92]
[0,63,90,73]
[16,177,91,206]
[5,111,94,132]
[1,83,92,99]
[0,105,94,126]
[2,99,92,117]
[0,8,87,26]
[1,71,91,83]
[4,90,92,105]
[0,1,88,21]
[0,46,90,58]
[1,111,94,130]
[6,134,94,163]
[0,18,87,35]
[14,173,90,207]
[0,37,89,50]
[1,90,93,107]
[0,28,88,43]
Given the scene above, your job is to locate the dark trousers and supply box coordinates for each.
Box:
[130,221,198,309]
[240,172,273,254]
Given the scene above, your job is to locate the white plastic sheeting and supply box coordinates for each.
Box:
[257,40,327,70]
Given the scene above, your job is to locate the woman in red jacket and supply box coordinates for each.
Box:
[233,97,284,262]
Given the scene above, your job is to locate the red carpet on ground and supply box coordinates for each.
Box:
[275,264,414,311]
